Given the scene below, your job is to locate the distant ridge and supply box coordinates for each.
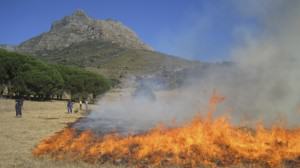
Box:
[0,44,16,51]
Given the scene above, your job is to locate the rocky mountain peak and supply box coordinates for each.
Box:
[50,9,92,31]
[72,9,88,17]
[18,9,152,53]
[66,9,91,23]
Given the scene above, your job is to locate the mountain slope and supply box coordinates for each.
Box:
[32,39,197,78]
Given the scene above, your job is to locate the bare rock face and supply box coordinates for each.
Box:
[17,10,152,54]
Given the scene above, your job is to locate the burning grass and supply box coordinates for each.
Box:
[32,93,300,167]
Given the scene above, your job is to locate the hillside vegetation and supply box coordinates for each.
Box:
[31,40,197,79]
[0,49,111,100]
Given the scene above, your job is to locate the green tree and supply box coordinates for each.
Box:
[55,65,111,99]
[0,49,111,100]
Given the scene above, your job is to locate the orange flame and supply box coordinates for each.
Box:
[32,93,300,167]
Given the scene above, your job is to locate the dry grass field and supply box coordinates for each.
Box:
[0,98,121,168]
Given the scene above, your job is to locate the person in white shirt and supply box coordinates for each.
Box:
[79,100,82,111]
[85,100,88,112]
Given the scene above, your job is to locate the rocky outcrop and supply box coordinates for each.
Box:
[17,10,151,54]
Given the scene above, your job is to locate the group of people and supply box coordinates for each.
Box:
[67,99,89,113]
[14,98,89,117]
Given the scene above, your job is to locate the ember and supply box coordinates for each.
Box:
[33,93,300,167]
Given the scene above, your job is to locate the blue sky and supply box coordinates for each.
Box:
[0,0,262,61]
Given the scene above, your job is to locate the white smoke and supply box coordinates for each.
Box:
[73,85,210,134]
[229,1,300,126]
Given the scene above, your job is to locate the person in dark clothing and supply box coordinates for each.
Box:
[15,99,20,117]
[15,97,24,117]
[67,100,73,113]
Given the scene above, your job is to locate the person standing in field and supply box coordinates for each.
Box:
[79,100,82,111]
[67,100,73,113]
[84,100,88,112]
[15,97,24,117]
[15,98,20,117]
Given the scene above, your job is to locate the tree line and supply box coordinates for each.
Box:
[0,49,111,100]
